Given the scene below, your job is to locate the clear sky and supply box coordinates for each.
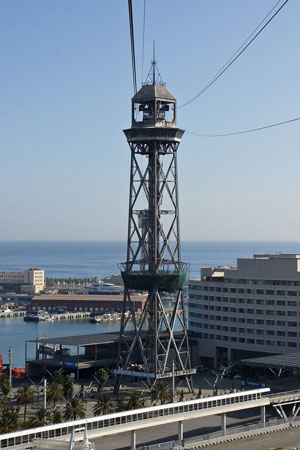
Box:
[0,0,299,241]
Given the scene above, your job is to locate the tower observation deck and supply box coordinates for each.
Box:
[115,60,194,391]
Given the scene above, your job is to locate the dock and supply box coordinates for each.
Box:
[0,310,26,318]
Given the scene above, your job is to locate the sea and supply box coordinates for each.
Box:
[1,240,300,367]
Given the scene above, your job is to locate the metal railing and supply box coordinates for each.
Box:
[267,389,300,402]
[0,388,270,449]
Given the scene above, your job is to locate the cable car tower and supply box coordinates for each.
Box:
[115,56,194,392]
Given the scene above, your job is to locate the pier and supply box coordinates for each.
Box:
[0,310,26,318]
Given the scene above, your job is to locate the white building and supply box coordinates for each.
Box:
[188,254,300,368]
[0,268,44,294]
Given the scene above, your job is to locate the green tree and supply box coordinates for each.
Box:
[117,395,127,412]
[64,397,86,421]
[16,383,35,424]
[0,377,11,404]
[93,393,114,416]
[63,375,74,402]
[95,368,109,395]
[52,409,63,424]
[155,381,172,404]
[126,391,143,410]
[52,370,64,385]
[28,407,48,427]
[45,278,55,288]
[47,382,63,407]
[0,405,19,433]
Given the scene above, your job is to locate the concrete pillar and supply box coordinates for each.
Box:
[178,420,183,443]
[261,406,266,427]
[221,413,227,436]
[131,430,136,450]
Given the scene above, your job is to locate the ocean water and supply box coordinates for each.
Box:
[1,240,300,367]
[1,240,300,279]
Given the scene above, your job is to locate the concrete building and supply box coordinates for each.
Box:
[188,254,300,368]
[0,268,44,294]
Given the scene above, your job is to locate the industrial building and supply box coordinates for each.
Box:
[0,268,44,294]
[188,254,300,368]
[30,293,146,313]
[25,332,130,378]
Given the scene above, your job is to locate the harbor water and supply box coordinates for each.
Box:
[1,240,300,367]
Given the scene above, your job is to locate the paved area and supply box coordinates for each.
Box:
[92,408,264,450]
[209,426,300,450]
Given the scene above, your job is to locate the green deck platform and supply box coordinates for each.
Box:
[121,271,186,292]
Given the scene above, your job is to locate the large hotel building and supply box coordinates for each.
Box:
[188,254,300,368]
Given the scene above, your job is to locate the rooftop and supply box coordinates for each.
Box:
[242,352,300,369]
[132,84,176,102]
[27,331,133,347]
[32,294,145,302]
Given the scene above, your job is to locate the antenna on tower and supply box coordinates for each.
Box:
[152,41,156,85]
[144,44,164,87]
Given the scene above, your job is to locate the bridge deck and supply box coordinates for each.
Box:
[268,389,300,404]
[0,389,270,449]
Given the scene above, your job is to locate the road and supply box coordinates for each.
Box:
[92,408,264,450]
[210,426,300,450]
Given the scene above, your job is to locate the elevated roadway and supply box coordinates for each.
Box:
[0,388,269,450]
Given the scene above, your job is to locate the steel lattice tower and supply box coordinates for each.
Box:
[115,60,194,391]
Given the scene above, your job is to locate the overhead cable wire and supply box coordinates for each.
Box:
[141,0,146,82]
[128,0,137,95]
[178,0,289,108]
[184,116,300,138]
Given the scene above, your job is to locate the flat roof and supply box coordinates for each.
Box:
[27,330,184,347]
[27,331,133,347]
[32,294,145,302]
[241,352,300,369]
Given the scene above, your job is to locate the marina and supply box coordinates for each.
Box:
[0,316,132,369]
[0,309,26,318]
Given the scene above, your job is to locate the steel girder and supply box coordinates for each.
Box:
[115,137,192,392]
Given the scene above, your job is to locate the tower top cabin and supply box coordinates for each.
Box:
[131,59,176,129]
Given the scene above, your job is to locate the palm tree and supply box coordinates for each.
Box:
[0,405,19,433]
[28,407,48,427]
[0,377,11,404]
[63,375,74,402]
[52,409,62,424]
[16,383,35,424]
[95,368,109,395]
[155,381,172,404]
[64,397,86,421]
[51,370,64,385]
[126,391,143,410]
[117,395,127,412]
[93,393,114,416]
[47,382,63,406]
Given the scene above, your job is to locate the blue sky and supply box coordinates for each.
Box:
[0,0,299,241]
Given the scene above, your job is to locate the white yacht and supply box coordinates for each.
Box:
[85,276,123,295]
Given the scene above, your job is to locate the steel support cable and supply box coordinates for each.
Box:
[178,0,289,108]
[141,0,146,82]
[128,0,137,95]
[184,116,300,138]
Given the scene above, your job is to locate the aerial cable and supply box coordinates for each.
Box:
[184,116,300,138]
[141,0,146,83]
[178,0,289,108]
[185,0,283,102]
[128,0,137,95]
